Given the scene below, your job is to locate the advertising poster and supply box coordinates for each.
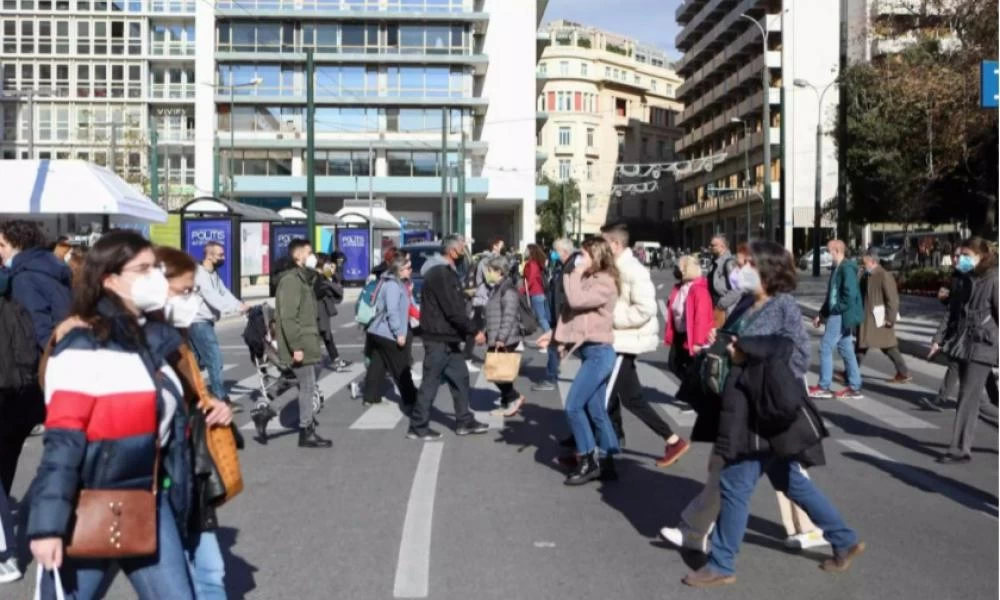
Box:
[240,222,265,276]
[403,230,433,245]
[184,219,233,292]
[271,224,308,263]
[337,228,370,282]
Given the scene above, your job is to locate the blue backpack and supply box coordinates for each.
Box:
[354,278,385,327]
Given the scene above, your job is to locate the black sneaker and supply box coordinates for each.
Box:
[455,420,489,436]
[406,428,443,441]
[331,358,352,372]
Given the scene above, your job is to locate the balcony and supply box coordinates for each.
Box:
[678,17,777,94]
[676,0,769,75]
[157,130,196,143]
[150,0,196,12]
[676,0,709,24]
[680,52,779,125]
[150,84,195,100]
[151,40,195,57]
[553,145,573,156]
[215,0,485,20]
[676,0,739,52]
[584,146,599,157]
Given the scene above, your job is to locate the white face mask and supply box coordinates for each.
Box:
[304,254,318,269]
[129,269,169,313]
[164,294,201,328]
[64,250,73,264]
[740,265,762,293]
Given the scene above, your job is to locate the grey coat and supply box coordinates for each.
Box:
[709,252,741,311]
[484,277,521,348]
[938,267,999,365]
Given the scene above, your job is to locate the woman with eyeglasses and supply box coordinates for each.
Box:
[28,231,196,599]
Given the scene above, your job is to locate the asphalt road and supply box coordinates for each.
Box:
[5,268,997,600]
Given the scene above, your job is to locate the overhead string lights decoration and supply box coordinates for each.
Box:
[614,152,729,179]
[611,179,659,197]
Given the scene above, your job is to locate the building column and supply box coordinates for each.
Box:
[193,0,216,196]
[520,195,536,249]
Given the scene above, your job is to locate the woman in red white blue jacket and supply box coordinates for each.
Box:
[28,230,196,600]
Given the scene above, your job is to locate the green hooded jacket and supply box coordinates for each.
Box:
[275,266,322,366]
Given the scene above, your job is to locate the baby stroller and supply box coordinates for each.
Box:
[242,304,324,417]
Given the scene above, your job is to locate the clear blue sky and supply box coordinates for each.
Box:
[543,0,684,59]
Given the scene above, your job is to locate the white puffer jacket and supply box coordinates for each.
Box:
[612,248,660,355]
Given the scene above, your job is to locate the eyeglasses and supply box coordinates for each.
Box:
[120,262,164,276]
[178,284,201,298]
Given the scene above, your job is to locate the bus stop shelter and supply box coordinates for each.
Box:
[178,196,282,299]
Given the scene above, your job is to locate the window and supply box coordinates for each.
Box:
[559,61,568,76]
[586,161,593,180]
[558,126,570,146]
[657,140,666,159]
[634,74,640,85]
[641,137,648,157]
[650,79,657,92]
[605,66,610,78]
[586,193,595,212]
[580,62,588,77]
[538,62,546,76]
[586,127,594,147]
[558,159,570,180]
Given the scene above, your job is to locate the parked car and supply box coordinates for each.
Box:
[873,244,905,270]
[400,241,443,304]
[798,248,834,271]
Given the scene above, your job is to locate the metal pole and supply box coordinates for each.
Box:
[742,14,772,241]
[812,118,822,277]
[229,75,235,200]
[368,142,374,262]
[27,90,35,160]
[837,0,849,242]
[306,49,316,247]
[440,109,448,237]
[212,134,220,197]
[743,123,751,242]
[149,125,159,206]
[110,123,118,176]
[457,113,466,238]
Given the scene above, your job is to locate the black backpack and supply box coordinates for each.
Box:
[0,295,41,389]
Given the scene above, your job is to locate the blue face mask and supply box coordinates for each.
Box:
[956,255,976,273]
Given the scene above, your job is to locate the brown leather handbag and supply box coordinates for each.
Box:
[178,345,244,504]
[65,454,158,559]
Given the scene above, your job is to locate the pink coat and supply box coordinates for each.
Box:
[663,277,713,356]
[554,269,618,348]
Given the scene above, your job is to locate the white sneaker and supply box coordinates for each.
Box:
[465,360,480,373]
[659,526,708,553]
[784,530,829,550]
[0,557,22,584]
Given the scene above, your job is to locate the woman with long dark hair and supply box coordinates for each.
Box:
[930,236,999,464]
[28,231,196,599]
[523,243,550,334]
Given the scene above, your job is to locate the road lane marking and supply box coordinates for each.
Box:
[804,372,937,429]
[837,439,998,521]
[239,367,361,431]
[635,362,696,427]
[658,299,668,320]
[351,401,406,430]
[393,441,444,598]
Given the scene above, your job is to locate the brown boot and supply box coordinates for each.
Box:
[682,567,736,588]
[820,541,866,572]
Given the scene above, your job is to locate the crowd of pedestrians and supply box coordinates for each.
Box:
[0,215,995,596]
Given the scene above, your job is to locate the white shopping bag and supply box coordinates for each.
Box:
[34,565,65,600]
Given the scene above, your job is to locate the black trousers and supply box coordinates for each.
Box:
[606,354,675,442]
[321,330,340,361]
[363,334,417,411]
[0,386,43,496]
[0,420,32,497]
[464,307,484,360]
[410,340,474,431]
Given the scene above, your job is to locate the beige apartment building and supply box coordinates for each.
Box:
[536,20,684,242]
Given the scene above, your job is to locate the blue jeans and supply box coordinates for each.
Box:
[707,454,859,575]
[188,321,227,400]
[565,343,619,455]
[39,496,195,600]
[818,314,862,391]
[546,344,560,382]
[529,294,551,333]
[186,531,227,600]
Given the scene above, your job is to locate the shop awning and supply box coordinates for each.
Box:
[0,159,167,223]
[333,206,401,230]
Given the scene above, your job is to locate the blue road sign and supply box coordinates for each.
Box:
[981,61,998,109]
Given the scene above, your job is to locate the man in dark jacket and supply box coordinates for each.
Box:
[0,220,72,350]
[252,238,332,449]
[810,240,864,400]
[407,235,488,440]
[533,237,576,391]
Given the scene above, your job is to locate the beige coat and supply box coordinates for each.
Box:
[857,266,900,350]
[611,248,661,355]
[555,269,618,349]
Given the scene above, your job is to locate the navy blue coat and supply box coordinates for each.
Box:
[8,248,73,350]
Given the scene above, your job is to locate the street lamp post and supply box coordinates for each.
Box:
[730,117,753,242]
[225,75,262,200]
[794,78,837,277]
[740,13,772,241]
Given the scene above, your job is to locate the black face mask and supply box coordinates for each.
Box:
[673,267,683,280]
[215,258,226,268]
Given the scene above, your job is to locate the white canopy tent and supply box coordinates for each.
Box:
[0,160,168,225]
[332,204,401,230]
